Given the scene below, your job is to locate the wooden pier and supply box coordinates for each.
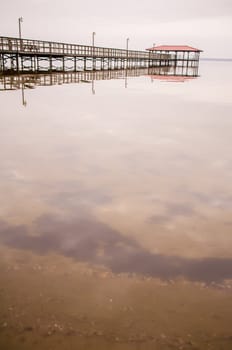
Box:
[0,36,201,73]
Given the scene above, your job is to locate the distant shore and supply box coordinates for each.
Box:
[201,57,232,61]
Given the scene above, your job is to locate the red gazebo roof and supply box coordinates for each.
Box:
[147,45,202,52]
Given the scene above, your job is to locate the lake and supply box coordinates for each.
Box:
[0,61,232,349]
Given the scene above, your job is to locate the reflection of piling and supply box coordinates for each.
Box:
[0,36,202,74]
[21,77,27,107]
[0,65,200,93]
[0,65,199,105]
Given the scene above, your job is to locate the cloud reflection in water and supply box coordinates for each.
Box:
[0,215,232,283]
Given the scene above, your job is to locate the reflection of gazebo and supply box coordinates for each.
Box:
[149,75,197,83]
[147,64,199,82]
[146,45,203,67]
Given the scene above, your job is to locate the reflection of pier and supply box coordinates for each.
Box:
[0,68,147,91]
[0,65,199,107]
[0,66,199,106]
[0,36,201,73]
[0,66,199,92]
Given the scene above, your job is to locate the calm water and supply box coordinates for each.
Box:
[0,62,232,280]
[0,61,232,349]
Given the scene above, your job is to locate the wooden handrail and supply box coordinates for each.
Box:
[0,36,162,60]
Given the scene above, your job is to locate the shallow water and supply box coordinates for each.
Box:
[0,61,232,349]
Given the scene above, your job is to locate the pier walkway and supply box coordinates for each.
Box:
[0,36,201,73]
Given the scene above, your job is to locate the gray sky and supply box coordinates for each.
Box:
[1,0,232,57]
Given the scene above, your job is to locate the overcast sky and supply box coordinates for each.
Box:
[1,0,231,57]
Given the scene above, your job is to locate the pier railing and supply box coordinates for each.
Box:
[0,36,170,60]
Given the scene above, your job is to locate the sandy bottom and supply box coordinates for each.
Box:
[0,245,232,350]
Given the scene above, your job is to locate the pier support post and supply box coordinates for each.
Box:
[49,56,53,71]
[10,54,14,71]
[36,56,39,72]
[21,56,24,72]
[33,55,36,71]
[0,54,4,72]
[62,57,65,71]
[15,54,19,71]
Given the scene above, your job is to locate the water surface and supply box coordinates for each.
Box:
[0,61,232,349]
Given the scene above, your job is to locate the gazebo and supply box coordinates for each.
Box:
[146,45,203,67]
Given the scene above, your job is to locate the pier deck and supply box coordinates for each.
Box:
[0,36,201,73]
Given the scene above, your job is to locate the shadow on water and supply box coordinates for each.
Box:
[0,215,232,283]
